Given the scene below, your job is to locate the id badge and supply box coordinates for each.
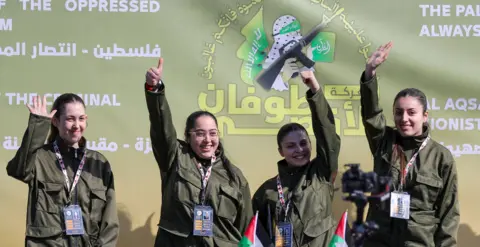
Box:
[63,205,85,235]
[193,205,214,236]
[390,192,411,220]
[275,222,293,247]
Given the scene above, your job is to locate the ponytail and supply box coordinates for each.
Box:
[47,123,59,144]
[392,144,407,183]
[217,142,237,187]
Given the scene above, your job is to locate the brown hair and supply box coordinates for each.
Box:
[47,93,86,144]
[276,122,310,148]
[393,88,428,113]
[391,144,406,184]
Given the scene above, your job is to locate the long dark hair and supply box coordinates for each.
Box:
[276,122,310,148]
[391,88,428,170]
[47,93,86,144]
[393,88,428,113]
[184,111,237,185]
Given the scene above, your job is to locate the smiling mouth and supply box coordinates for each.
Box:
[293,155,306,160]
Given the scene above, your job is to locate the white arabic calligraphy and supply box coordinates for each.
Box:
[2,136,153,154]
[0,42,161,60]
[440,142,480,157]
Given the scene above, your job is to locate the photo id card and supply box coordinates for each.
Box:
[390,192,411,220]
[63,205,85,235]
[193,205,214,236]
[275,222,293,247]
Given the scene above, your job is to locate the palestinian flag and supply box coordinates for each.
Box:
[239,212,273,247]
[328,210,349,247]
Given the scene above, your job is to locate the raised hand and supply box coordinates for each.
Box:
[300,70,320,93]
[146,57,164,86]
[26,95,56,118]
[365,41,393,80]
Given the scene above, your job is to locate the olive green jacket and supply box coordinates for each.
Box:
[6,114,119,247]
[145,86,253,247]
[360,73,460,247]
[252,89,341,247]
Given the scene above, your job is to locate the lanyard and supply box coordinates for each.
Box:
[196,156,216,204]
[53,141,86,199]
[399,136,430,190]
[276,175,291,222]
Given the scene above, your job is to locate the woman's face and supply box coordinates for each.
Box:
[278,130,312,167]
[393,96,427,137]
[188,115,219,159]
[52,102,87,146]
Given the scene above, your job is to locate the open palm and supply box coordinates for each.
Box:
[367,41,393,70]
[26,95,56,118]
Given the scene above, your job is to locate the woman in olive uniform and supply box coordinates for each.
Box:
[360,42,460,247]
[144,58,253,247]
[252,70,341,247]
[6,94,119,247]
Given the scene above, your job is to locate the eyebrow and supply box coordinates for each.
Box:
[395,107,417,110]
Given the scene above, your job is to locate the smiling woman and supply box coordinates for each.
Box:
[47,94,88,146]
[143,57,254,247]
[359,41,459,247]
[6,94,119,247]
[252,70,341,247]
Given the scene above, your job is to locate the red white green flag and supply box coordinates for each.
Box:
[239,211,273,247]
[328,210,349,247]
[239,212,262,246]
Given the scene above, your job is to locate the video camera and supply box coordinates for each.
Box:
[341,163,392,247]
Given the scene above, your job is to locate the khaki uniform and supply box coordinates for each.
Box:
[6,114,119,247]
[252,89,341,247]
[145,87,253,247]
[360,73,460,247]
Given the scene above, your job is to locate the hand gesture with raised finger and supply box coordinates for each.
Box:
[146,57,164,87]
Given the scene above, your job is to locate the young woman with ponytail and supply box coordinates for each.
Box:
[7,94,119,247]
[359,42,459,247]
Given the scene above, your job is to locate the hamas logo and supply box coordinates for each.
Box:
[236,7,336,92]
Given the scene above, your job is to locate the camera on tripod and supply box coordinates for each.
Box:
[340,163,392,247]
[342,163,391,199]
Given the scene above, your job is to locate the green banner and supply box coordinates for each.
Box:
[1,0,479,246]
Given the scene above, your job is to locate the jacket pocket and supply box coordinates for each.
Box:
[175,166,202,206]
[36,181,64,213]
[412,174,443,210]
[89,187,107,222]
[216,185,240,222]
[405,212,439,247]
[303,214,335,241]
[26,225,63,239]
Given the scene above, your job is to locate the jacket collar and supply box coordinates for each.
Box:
[381,124,430,163]
[190,144,224,167]
[277,159,308,177]
[395,124,430,151]
[52,136,86,158]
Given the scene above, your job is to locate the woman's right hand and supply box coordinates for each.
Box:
[365,41,393,80]
[26,95,56,118]
[146,57,164,86]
